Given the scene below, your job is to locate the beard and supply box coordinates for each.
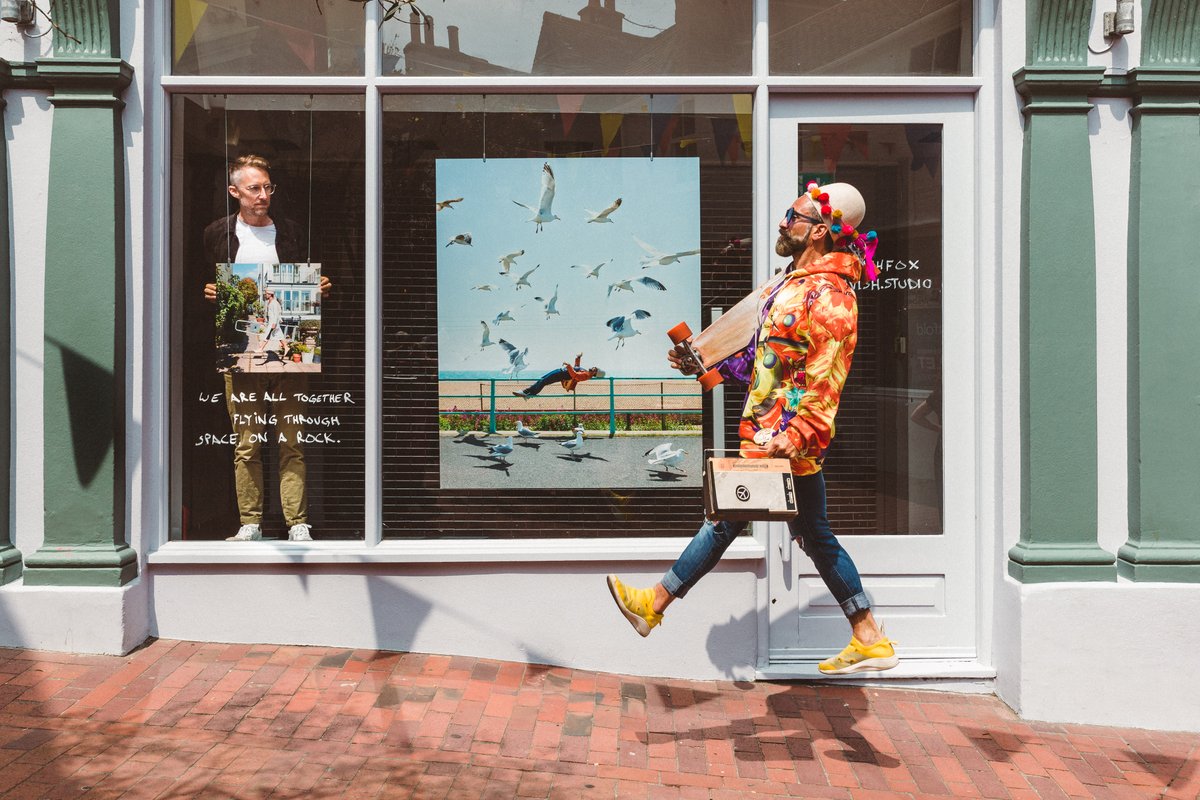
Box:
[775,226,810,257]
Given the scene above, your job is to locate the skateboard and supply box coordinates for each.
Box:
[667,272,790,391]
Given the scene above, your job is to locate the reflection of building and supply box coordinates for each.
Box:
[262,263,320,320]
[400,12,523,76]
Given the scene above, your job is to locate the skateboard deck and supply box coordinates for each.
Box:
[668,271,790,389]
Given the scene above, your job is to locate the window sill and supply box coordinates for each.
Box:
[146,536,766,566]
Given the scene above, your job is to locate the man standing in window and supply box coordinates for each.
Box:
[607,182,899,675]
[204,154,329,542]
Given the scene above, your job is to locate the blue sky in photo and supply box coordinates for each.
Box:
[436,157,701,380]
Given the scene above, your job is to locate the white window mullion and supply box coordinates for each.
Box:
[364,1,383,546]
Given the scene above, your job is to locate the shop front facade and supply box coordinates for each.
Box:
[0,0,1197,733]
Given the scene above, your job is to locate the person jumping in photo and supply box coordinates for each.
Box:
[513,353,605,398]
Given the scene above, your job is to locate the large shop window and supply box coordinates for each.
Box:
[769,0,972,76]
[171,94,366,541]
[380,1,752,77]
[381,94,753,538]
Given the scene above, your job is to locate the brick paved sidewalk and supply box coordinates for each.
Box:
[0,640,1194,799]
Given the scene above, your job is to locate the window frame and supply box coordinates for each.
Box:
[149,0,985,563]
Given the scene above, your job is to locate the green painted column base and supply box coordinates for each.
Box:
[1007,542,1116,583]
[0,546,20,585]
[1117,542,1200,582]
[22,544,137,587]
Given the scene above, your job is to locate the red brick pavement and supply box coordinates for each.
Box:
[0,639,1193,799]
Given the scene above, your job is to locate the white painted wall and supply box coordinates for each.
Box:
[149,565,761,681]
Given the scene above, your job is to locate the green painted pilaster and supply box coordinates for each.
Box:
[20,0,136,586]
[0,70,22,585]
[1009,0,1116,583]
[1119,1,1200,581]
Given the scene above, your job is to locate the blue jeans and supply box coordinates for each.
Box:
[519,367,569,396]
[661,471,871,618]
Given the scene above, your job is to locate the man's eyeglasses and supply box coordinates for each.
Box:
[784,207,822,227]
[238,183,277,196]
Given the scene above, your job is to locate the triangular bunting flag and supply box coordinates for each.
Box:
[174,0,209,65]
[557,94,585,137]
[818,124,853,174]
[733,94,753,159]
[600,113,623,156]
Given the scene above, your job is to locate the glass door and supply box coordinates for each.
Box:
[763,94,979,674]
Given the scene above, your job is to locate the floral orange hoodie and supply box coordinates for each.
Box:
[716,251,862,476]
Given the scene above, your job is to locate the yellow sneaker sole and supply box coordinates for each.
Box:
[818,654,899,675]
[606,574,654,638]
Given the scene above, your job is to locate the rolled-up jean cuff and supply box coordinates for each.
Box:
[840,591,871,617]
[661,568,687,599]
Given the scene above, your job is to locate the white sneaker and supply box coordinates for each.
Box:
[227,524,262,541]
[287,523,313,542]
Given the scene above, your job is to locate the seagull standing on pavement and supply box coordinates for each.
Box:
[516,420,540,439]
[645,442,687,473]
[446,232,473,247]
[606,310,651,348]
[513,162,560,233]
[488,436,515,463]
[559,429,585,456]
[498,249,524,275]
[585,197,622,224]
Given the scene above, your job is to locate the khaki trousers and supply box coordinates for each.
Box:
[223,372,308,527]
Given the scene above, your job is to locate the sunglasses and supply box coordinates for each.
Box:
[784,207,823,227]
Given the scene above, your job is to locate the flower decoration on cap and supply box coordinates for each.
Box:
[802,179,880,282]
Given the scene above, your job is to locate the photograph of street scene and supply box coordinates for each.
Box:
[436,157,704,489]
[214,262,322,374]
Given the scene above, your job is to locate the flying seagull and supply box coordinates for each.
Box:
[436,197,463,211]
[498,339,528,377]
[487,436,515,462]
[645,442,687,472]
[534,285,560,319]
[516,420,540,439]
[634,236,700,267]
[446,232,473,247]
[478,321,496,350]
[607,278,633,297]
[512,264,540,290]
[471,284,496,292]
[513,162,560,233]
[569,260,609,279]
[492,310,515,325]
[498,249,525,275]
[635,276,666,292]
[606,309,651,348]
[585,197,622,224]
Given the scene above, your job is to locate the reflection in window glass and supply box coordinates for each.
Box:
[171,95,366,541]
[381,94,753,538]
[770,0,971,75]
[381,1,751,76]
[173,0,364,76]
[798,124,943,534]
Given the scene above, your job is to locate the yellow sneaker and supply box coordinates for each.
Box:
[818,636,899,674]
[606,574,663,637]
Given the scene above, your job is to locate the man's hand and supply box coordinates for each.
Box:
[764,429,803,461]
[667,342,699,376]
[320,275,332,297]
[204,282,217,303]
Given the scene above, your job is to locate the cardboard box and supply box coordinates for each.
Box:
[703,456,798,521]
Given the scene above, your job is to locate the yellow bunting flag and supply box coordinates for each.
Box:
[174,0,209,65]
[733,94,753,159]
[600,113,623,156]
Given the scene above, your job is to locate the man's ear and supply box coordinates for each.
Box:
[812,222,830,242]
[228,185,239,199]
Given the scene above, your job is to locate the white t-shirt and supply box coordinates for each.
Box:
[234,217,279,263]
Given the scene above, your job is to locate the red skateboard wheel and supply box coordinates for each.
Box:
[667,321,692,345]
[698,369,723,391]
